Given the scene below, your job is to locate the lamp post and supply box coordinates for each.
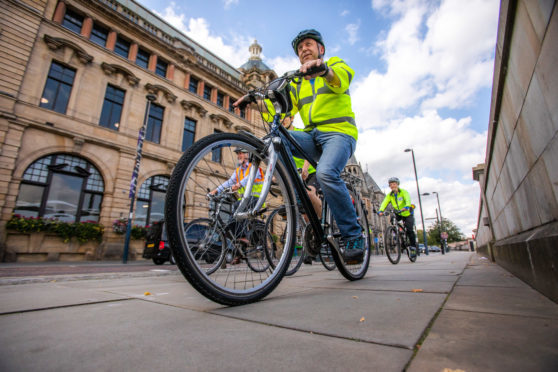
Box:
[422,191,445,255]
[433,191,446,254]
[404,148,428,255]
[123,93,157,263]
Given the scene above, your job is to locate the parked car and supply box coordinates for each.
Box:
[418,244,426,254]
[429,245,441,252]
[143,221,175,265]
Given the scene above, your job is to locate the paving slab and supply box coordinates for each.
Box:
[444,285,558,319]
[408,309,558,372]
[0,299,412,372]
[457,262,527,288]
[0,282,129,314]
[211,287,446,349]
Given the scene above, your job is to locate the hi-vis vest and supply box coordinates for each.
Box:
[379,188,412,217]
[236,163,264,197]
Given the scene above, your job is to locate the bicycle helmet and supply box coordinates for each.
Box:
[388,177,400,185]
[291,29,325,55]
[233,147,249,154]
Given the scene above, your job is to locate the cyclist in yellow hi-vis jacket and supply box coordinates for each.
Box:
[237,29,364,263]
[378,177,417,250]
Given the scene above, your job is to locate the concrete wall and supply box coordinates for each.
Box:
[475,0,558,302]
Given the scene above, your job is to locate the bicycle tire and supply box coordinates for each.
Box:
[165,133,296,306]
[243,223,271,272]
[319,244,336,271]
[384,226,401,264]
[184,218,226,275]
[330,186,371,280]
[265,206,305,276]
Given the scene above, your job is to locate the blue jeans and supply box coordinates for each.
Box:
[288,129,361,239]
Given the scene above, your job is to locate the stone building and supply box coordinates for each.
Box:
[474,0,557,301]
[0,0,266,261]
[0,0,383,262]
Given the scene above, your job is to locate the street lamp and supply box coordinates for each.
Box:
[123,93,157,263]
[422,191,445,255]
[404,148,428,255]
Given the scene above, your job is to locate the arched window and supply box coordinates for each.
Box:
[13,154,104,222]
[135,175,168,226]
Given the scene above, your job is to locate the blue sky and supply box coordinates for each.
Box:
[136,0,501,236]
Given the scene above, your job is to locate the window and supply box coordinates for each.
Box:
[239,106,246,119]
[182,117,196,152]
[217,92,224,107]
[146,103,164,143]
[40,61,76,114]
[99,84,125,130]
[136,48,150,69]
[114,36,130,59]
[189,76,198,94]
[203,85,211,100]
[211,129,222,163]
[136,175,168,226]
[62,8,84,34]
[229,99,235,113]
[90,23,108,47]
[155,58,168,77]
[13,154,104,223]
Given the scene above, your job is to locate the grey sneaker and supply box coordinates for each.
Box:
[343,236,364,263]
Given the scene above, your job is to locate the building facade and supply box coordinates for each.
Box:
[474,0,557,302]
[0,0,383,262]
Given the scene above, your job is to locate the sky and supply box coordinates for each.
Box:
[136,0,501,237]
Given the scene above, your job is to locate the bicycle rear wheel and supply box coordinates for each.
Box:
[330,186,371,280]
[184,218,226,275]
[384,226,401,264]
[265,206,305,276]
[165,133,296,306]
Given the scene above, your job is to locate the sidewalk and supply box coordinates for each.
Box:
[0,252,556,371]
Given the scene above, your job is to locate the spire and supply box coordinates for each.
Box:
[249,40,262,60]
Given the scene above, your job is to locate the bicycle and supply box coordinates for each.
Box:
[165,65,371,306]
[383,211,417,264]
[183,188,271,275]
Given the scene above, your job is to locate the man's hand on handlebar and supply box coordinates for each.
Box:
[300,59,328,80]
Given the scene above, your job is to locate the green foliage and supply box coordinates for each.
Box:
[7,215,104,243]
[112,218,147,240]
[426,218,465,245]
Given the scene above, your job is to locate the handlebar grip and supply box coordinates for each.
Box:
[304,64,327,77]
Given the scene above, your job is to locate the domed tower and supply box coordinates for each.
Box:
[239,40,277,89]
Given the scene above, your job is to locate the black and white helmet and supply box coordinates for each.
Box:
[388,177,400,185]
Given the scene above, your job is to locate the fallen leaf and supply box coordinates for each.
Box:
[144,291,151,296]
[352,296,358,299]
[412,289,423,293]
[359,317,365,322]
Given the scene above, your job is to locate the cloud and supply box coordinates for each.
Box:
[223,0,239,9]
[341,9,350,16]
[155,5,251,68]
[266,55,300,76]
[345,20,361,45]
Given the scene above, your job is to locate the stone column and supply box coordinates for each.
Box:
[210,87,217,104]
[148,54,157,72]
[167,63,175,81]
[52,1,66,24]
[80,17,93,38]
[197,80,204,96]
[128,43,138,63]
[183,72,190,90]
[106,30,117,51]
[224,95,230,111]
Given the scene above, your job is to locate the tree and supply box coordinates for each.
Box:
[426,218,465,245]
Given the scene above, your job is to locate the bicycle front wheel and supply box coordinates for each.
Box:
[319,244,336,271]
[384,226,401,264]
[165,133,296,306]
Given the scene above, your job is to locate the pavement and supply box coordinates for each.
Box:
[0,252,557,372]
